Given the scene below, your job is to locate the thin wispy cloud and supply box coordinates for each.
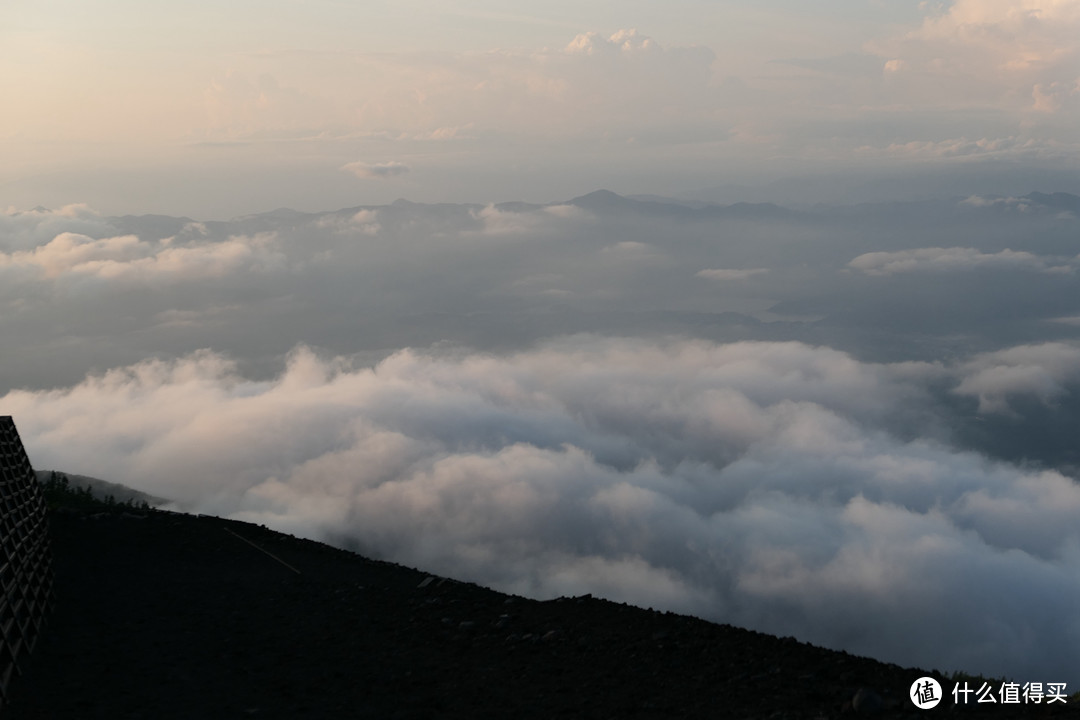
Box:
[9,2,1077,215]
[697,268,768,281]
[847,247,1073,276]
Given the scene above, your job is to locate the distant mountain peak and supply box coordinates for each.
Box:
[1023,191,1080,212]
[576,189,623,201]
[568,190,633,210]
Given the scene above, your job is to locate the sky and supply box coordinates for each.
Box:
[3,0,1080,692]
[2,0,1078,217]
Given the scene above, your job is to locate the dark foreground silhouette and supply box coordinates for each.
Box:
[7,507,1078,719]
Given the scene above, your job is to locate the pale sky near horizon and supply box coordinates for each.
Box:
[2,0,1078,216]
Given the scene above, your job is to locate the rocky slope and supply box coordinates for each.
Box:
[6,507,1078,719]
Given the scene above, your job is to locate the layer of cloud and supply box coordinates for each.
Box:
[856,136,1060,161]
[8,336,1080,684]
[315,209,381,235]
[697,268,768,281]
[5,192,1080,397]
[961,194,1035,210]
[877,0,1080,110]
[955,342,1080,413]
[0,204,114,252]
[0,231,284,282]
[565,29,660,55]
[911,0,1080,73]
[341,161,411,179]
[6,5,1079,216]
[847,247,1072,276]
[188,27,718,152]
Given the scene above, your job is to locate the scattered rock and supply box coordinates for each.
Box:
[852,687,883,713]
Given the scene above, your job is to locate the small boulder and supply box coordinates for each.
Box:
[852,687,883,713]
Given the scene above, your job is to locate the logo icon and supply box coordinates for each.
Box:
[911,677,942,709]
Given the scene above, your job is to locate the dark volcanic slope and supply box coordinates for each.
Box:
[6,509,1078,719]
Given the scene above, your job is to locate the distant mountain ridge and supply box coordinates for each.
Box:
[565,189,803,220]
[183,188,1080,228]
[97,189,1080,228]
[36,470,167,507]
[1024,191,1080,213]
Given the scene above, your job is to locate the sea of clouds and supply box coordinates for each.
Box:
[4,193,1080,683]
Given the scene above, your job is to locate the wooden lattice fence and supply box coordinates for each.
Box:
[0,417,53,710]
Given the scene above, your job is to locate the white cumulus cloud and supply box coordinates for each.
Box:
[7,336,1080,684]
[954,342,1080,413]
[0,231,284,282]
